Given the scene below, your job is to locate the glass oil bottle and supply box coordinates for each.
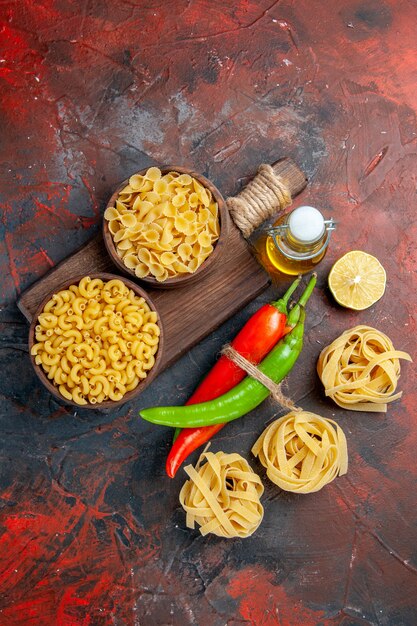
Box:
[253,205,336,276]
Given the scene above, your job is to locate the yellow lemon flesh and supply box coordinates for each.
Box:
[328,251,386,310]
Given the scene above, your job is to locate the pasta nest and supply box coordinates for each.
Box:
[317,325,412,412]
[180,450,264,538]
[252,411,348,494]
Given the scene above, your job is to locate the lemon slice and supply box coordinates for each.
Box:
[328,251,386,310]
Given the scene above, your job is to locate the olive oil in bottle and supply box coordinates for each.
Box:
[255,206,336,276]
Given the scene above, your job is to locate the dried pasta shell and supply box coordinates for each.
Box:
[129,222,144,235]
[187,258,199,273]
[117,239,133,251]
[174,216,188,233]
[198,208,210,223]
[143,229,160,243]
[116,200,128,213]
[154,179,168,195]
[132,196,151,214]
[199,245,214,261]
[208,216,220,236]
[145,166,162,182]
[113,228,130,243]
[108,220,122,235]
[129,174,144,190]
[154,217,168,229]
[120,214,137,228]
[183,222,197,236]
[160,252,176,266]
[138,248,152,265]
[178,243,192,260]
[145,191,161,204]
[104,206,119,221]
[141,241,172,252]
[160,223,174,245]
[188,192,199,207]
[185,233,198,245]
[163,203,177,218]
[183,209,196,223]
[149,262,165,278]
[198,231,212,247]
[155,268,169,283]
[173,260,189,274]
[208,202,218,217]
[200,189,210,207]
[142,206,164,224]
[172,193,186,208]
[192,242,201,257]
[124,254,140,269]
[134,263,150,278]
[177,173,192,186]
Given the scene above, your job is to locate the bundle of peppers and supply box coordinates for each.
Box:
[140,274,316,477]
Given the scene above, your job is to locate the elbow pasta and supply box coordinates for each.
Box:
[31,277,160,406]
[104,167,220,282]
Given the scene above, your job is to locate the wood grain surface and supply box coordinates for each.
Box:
[1,1,416,625]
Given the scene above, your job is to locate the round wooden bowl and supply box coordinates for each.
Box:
[28,273,164,409]
[103,165,230,290]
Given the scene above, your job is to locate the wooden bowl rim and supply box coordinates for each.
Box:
[102,165,230,288]
[28,272,164,409]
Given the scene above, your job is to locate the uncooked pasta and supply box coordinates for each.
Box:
[104,167,220,281]
[31,276,160,405]
[317,326,412,412]
[252,411,348,494]
[179,450,264,538]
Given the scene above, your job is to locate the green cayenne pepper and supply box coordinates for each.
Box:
[140,307,306,429]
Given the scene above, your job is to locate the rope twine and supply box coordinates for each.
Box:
[226,164,292,238]
[221,344,301,412]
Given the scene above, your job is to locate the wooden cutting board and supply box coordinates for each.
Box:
[18,158,307,376]
[17,224,270,371]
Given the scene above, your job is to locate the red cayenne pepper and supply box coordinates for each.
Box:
[166,274,317,478]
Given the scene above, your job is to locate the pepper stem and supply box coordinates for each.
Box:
[297,273,317,308]
[173,427,181,442]
[287,273,316,326]
[271,276,301,311]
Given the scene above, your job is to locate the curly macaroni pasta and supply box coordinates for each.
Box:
[252,411,348,494]
[317,326,412,412]
[31,276,160,405]
[180,450,264,538]
[104,167,220,282]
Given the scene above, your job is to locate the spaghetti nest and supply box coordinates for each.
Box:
[179,450,264,538]
[317,326,412,412]
[252,411,348,494]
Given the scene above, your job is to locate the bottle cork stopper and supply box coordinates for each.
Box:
[288,206,325,243]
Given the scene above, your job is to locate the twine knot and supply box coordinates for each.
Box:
[221,344,301,412]
[226,164,292,237]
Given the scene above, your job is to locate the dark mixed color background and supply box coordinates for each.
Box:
[1,0,416,624]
